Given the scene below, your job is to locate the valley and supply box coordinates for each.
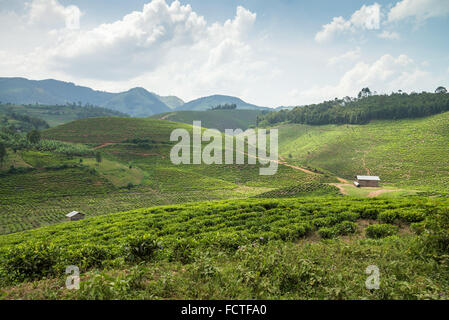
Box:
[1,88,449,300]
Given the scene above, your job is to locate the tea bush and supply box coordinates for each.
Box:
[0,242,60,282]
[366,224,399,239]
[122,234,162,262]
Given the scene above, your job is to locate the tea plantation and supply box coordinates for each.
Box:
[1,197,449,299]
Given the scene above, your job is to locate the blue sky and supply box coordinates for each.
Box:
[0,0,448,107]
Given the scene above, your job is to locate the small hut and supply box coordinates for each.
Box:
[66,211,85,221]
[356,176,381,188]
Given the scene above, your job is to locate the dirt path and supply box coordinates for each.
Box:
[367,189,399,197]
[94,142,117,150]
[277,159,316,175]
[331,184,349,195]
[159,113,175,121]
[337,177,349,183]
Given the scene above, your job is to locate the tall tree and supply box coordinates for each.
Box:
[0,142,6,168]
[27,130,41,144]
[358,88,372,99]
[435,86,447,94]
[95,152,103,164]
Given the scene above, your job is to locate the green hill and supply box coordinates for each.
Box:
[0,117,315,234]
[154,94,184,109]
[177,95,269,111]
[276,111,449,192]
[103,88,170,117]
[152,109,266,131]
[0,103,128,128]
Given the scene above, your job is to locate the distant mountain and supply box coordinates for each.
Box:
[103,88,170,118]
[0,77,113,106]
[176,95,269,111]
[154,94,184,109]
[0,77,173,117]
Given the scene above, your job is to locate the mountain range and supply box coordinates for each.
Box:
[0,77,268,117]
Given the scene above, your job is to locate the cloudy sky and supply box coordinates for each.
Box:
[0,0,448,107]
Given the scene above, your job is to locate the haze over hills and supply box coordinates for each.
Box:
[175,94,269,111]
[0,78,269,117]
[101,88,170,118]
[0,78,174,117]
[154,94,184,109]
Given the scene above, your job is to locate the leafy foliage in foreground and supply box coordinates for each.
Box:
[0,197,447,287]
[2,210,449,299]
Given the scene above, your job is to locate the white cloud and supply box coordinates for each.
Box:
[315,3,380,43]
[328,47,361,66]
[26,0,82,30]
[45,1,261,83]
[388,0,449,23]
[378,30,400,40]
[292,54,431,103]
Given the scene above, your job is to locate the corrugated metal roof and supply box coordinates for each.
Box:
[357,176,381,181]
[66,211,83,218]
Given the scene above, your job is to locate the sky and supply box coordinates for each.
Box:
[0,0,448,107]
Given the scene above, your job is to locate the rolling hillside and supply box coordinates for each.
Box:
[0,78,179,117]
[177,95,269,111]
[1,117,317,234]
[152,109,266,131]
[276,111,449,192]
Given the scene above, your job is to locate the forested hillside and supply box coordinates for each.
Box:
[259,91,449,126]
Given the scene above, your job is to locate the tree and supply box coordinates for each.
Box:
[0,142,6,168]
[435,86,447,94]
[95,152,102,164]
[358,88,372,99]
[27,130,41,144]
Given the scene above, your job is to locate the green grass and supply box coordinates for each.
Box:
[276,111,449,192]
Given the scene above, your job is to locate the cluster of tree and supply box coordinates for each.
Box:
[210,104,237,110]
[259,87,449,126]
[5,112,50,130]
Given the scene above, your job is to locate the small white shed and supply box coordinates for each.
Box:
[66,211,85,221]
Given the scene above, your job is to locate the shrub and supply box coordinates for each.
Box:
[334,221,357,236]
[0,242,59,282]
[122,234,161,262]
[378,210,400,224]
[64,245,113,270]
[417,210,449,256]
[358,207,379,220]
[399,209,425,223]
[318,227,336,239]
[170,239,197,264]
[366,224,399,239]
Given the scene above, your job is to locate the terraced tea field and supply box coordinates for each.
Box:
[277,111,449,192]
